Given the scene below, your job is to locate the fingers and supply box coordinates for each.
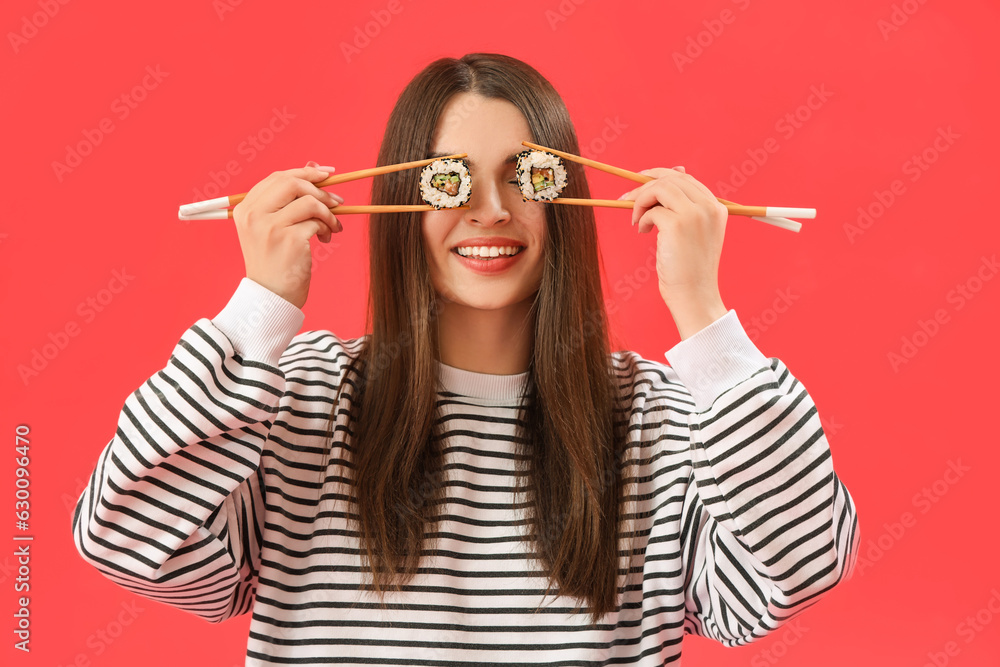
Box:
[620,167,718,230]
[249,171,344,220]
[305,160,338,173]
[617,166,686,201]
[652,167,717,204]
[634,168,706,202]
[276,195,341,241]
[300,219,334,245]
[233,162,346,309]
[630,180,695,229]
[634,204,682,235]
[234,164,345,247]
[638,167,685,178]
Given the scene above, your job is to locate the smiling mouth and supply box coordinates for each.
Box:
[451,246,526,260]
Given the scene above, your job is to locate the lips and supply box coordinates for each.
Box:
[450,236,526,250]
[451,245,526,275]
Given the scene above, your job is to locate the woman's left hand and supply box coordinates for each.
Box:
[618,166,729,339]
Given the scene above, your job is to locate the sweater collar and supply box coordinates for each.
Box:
[436,360,529,401]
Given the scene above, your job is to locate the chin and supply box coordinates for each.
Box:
[451,295,518,311]
[435,286,529,311]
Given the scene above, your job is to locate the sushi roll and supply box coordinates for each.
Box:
[515,149,568,201]
[419,158,472,209]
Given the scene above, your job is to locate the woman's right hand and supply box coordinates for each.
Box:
[232,161,344,309]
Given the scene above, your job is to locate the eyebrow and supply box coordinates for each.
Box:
[429,151,520,169]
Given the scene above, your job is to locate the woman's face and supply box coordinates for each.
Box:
[422,92,547,312]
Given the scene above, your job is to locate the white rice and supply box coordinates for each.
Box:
[419,158,472,209]
[516,150,568,201]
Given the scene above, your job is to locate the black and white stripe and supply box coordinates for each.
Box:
[73,308,858,665]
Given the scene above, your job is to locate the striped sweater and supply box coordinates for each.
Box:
[72,278,859,666]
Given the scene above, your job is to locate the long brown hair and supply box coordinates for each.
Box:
[325,53,634,625]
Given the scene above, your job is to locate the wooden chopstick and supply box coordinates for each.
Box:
[521,141,814,228]
[178,153,468,216]
[178,204,469,220]
[548,198,634,209]
[522,141,647,183]
[546,197,804,231]
[548,197,804,219]
[717,197,801,232]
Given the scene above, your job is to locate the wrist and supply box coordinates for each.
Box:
[247,273,305,309]
[667,293,727,341]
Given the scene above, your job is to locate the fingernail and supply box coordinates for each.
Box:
[674,166,686,173]
[317,166,336,173]
[331,192,345,203]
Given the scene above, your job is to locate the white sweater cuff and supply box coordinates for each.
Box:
[211,278,304,367]
[664,309,771,413]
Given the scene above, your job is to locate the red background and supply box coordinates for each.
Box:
[3,0,999,665]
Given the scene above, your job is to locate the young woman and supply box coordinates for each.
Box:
[73,53,859,665]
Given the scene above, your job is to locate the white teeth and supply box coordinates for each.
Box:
[455,245,523,258]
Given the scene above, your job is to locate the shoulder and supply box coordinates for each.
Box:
[610,349,696,412]
[279,330,368,379]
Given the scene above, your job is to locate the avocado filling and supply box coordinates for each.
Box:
[531,167,555,192]
[432,172,462,196]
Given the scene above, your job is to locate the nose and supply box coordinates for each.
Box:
[464,178,510,227]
